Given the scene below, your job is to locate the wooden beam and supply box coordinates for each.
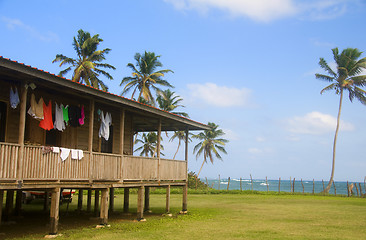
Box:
[14,190,22,216]
[123,188,129,213]
[17,84,27,181]
[157,119,161,181]
[4,190,14,222]
[77,189,83,212]
[120,110,125,180]
[109,188,114,213]
[182,184,188,213]
[43,191,50,212]
[49,188,61,235]
[185,128,189,180]
[166,185,171,213]
[144,187,150,213]
[94,190,100,217]
[137,186,144,221]
[100,188,109,225]
[87,189,92,212]
[0,190,3,224]
[88,99,95,183]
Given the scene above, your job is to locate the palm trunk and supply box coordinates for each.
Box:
[173,140,181,160]
[324,88,343,193]
[197,156,206,178]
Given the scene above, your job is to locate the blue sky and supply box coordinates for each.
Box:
[1,0,366,181]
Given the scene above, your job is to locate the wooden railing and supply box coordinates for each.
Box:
[0,143,187,183]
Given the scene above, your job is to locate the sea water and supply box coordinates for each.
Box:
[203,178,365,196]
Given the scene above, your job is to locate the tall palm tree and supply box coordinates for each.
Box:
[157,89,189,117]
[120,51,173,105]
[134,132,164,157]
[52,29,116,91]
[169,131,192,159]
[316,47,366,193]
[193,122,229,178]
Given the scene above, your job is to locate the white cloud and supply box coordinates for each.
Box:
[187,82,252,107]
[256,136,266,142]
[221,128,239,141]
[165,0,354,22]
[285,111,354,135]
[248,147,272,154]
[2,16,59,42]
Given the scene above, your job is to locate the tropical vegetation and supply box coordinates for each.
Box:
[193,122,228,177]
[169,130,192,159]
[316,47,366,193]
[134,132,164,157]
[157,89,189,117]
[52,29,115,91]
[120,51,173,105]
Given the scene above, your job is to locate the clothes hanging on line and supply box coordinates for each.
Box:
[39,100,54,130]
[27,93,44,120]
[62,105,69,125]
[54,103,66,131]
[98,111,112,141]
[68,105,81,127]
[71,149,84,160]
[10,87,20,109]
[79,105,85,125]
[60,148,70,161]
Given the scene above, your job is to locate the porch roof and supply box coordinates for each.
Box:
[0,56,210,132]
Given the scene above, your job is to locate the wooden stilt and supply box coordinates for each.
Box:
[166,185,171,213]
[43,191,50,212]
[137,186,145,221]
[109,188,114,213]
[144,187,150,213]
[77,189,83,212]
[49,188,61,235]
[0,190,4,224]
[4,190,14,221]
[123,188,130,213]
[87,189,92,212]
[17,84,27,181]
[100,188,109,225]
[94,190,100,217]
[182,184,188,213]
[14,190,22,216]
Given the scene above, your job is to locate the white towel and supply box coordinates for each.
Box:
[60,148,70,161]
[52,147,60,153]
[77,150,84,160]
[71,149,78,160]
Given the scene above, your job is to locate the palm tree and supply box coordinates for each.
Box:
[120,51,173,105]
[193,122,229,178]
[134,132,164,157]
[316,47,366,193]
[52,29,116,91]
[157,89,189,117]
[169,131,192,159]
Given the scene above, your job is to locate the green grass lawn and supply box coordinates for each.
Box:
[2,193,365,239]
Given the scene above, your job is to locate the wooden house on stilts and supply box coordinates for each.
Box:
[0,56,209,235]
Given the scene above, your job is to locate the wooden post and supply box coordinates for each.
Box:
[312,179,315,195]
[88,100,95,183]
[227,177,230,191]
[240,178,242,191]
[266,177,269,193]
[77,189,83,212]
[250,174,253,192]
[322,179,325,193]
[278,177,281,193]
[333,181,337,196]
[123,188,130,213]
[49,188,61,235]
[4,190,14,221]
[359,183,363,196]
[185,128,189,180]
[94,190,100,217]
[109,188,114,213]
[100,188,109,225]
[293,178,295,193]
[14,190,22,216]
[301,179,304,194]
[0,190,3,224]
[119,110,125,180]
[347,181,350,197]
[87,189,92,212]
[144,187,150,213]
[166,185,171,213]
[43,191,50,212]
[157,119,162,181]
[17,85,27,181]
[290,177,292,193]
[182,184,188,213]
[355,183,359,197]
[364,177,366,193]
[205,177,208,187]
[137,186,145,221]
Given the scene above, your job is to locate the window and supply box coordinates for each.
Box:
[101,125,113,153]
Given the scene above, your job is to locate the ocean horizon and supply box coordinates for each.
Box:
[202,178,365,196]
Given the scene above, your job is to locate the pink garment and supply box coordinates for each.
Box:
[79,105,85,125]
